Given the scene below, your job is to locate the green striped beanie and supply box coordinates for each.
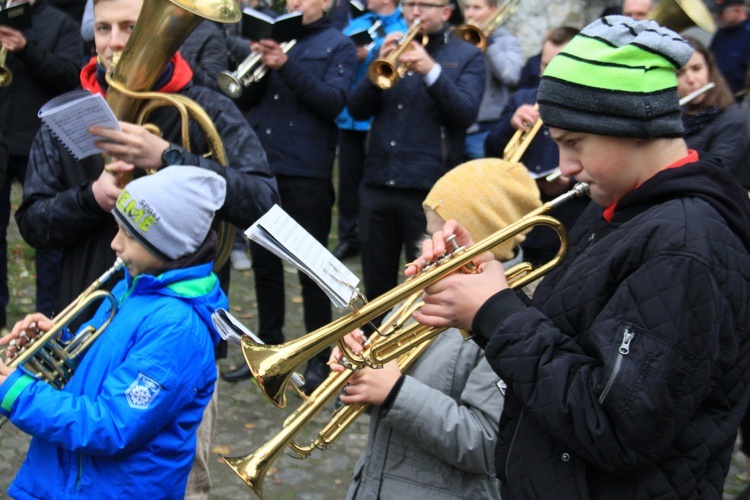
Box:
[538,16,694,138]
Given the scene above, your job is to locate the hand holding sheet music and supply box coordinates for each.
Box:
[37,90,121,160]
[245,205,360,309]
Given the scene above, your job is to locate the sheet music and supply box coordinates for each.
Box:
[246,205,360,309]
[38,90,121,160]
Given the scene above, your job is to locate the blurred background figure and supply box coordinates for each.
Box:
[709,0,750,97]
[461,0,522,160]
[677,37,748,178]
[621,0,652,20]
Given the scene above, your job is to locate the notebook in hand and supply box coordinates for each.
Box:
[0,2,31,30]
[241,9,302,42]
[37,90,121,160]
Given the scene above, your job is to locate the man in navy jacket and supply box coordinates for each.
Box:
[346,0,484,322]
[229,0,357,391]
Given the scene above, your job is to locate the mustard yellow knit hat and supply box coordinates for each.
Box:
[423,159,542,261]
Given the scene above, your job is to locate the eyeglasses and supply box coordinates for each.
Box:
[402,1,447,9]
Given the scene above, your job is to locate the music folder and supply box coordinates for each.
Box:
[241,9,302,42]
[0,2,32,30]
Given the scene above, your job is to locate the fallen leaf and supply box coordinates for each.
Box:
[211,445,231,455]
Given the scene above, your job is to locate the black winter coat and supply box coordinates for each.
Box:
[239,18,357,179]
[0,0,81,156]
[15,82,278,311]
[473,159,750,498]
[683,105,748,176]
[179,21,227,92]
[347,25,485,192]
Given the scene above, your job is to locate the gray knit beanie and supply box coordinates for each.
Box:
[538,15,694,138]
[113,166,226,261]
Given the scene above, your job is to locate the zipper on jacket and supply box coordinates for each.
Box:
[505,410,524,480]
[440,126,447,163]
[598,326,634,404]
[75,454,82,491]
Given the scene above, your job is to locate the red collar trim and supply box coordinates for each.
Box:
[602,149,700,222]
[79,52,194,97]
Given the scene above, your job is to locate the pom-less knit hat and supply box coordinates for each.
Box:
[538,16,694,139]
[423,159,542,262]
[113,166,227,261]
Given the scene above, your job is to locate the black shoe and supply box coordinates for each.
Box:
[221,364,252,383]
[301,358,329,395]
[332,242,359,260]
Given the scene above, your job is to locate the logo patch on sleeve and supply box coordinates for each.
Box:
[126,373,162,409]
[496,378,507,397]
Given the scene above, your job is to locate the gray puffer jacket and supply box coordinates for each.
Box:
[347,330,503,500]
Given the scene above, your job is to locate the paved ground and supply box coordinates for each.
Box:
[1,182,750,499]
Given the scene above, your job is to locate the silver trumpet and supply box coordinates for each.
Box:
[217,39,297,99]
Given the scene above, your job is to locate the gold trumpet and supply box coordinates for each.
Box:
[0,47,11,87]
[0,258,124,428]
[222,184,590,497]
[454,0,520,51]
[502,103,543,164]
[236,182,590,411]
[368,19,427,90]
[217,40,297,99]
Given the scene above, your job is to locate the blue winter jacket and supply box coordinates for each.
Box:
[0,262,227,499]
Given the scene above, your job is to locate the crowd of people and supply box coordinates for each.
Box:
[1,0,750,497]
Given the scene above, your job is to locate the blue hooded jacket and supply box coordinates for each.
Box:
[0,261,227,499]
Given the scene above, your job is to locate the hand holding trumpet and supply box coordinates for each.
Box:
[0,313,51,383]
[329,330,403,406]
[406,220,507,331]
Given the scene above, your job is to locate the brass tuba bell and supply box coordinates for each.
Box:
[647,0,717,34]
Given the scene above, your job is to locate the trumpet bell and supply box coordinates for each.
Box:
[217,70,243,99]
[454,23,487,51]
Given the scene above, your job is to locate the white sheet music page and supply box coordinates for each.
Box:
[245,204,359,309]
[38,90,121,160]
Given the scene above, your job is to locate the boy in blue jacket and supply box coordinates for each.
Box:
[0,166,229,499]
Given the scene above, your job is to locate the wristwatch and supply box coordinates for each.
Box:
[160,146,185,167]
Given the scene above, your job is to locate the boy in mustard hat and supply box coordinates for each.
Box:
[411,16,750,497]
[332,159,541,499]
[0,166,228,498]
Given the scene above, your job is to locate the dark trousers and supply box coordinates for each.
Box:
[1,155,62,324]
[336,129,367,247]
[250,175,334,353]
[358,184,427,310]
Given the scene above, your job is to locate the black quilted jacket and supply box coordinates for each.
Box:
[473,158,750,499]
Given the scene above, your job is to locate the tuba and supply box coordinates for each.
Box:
[647,0,716,33]
[454,0,520,51]
[220,183,590,497]
[104,0,241,269]
[0,259,124,428]
[368,19,427,90]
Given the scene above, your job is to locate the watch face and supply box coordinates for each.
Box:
[164,148,183,166]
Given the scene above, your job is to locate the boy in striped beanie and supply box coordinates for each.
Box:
[409,15,750,498]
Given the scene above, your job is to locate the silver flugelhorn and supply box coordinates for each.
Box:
[217,39,297,99]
